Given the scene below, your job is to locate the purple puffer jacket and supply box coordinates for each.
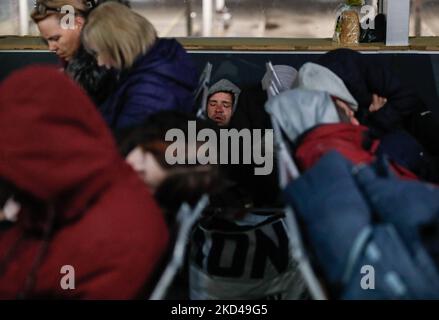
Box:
[100,38,198,130]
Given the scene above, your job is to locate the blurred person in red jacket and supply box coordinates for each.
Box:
[0,66,168,299]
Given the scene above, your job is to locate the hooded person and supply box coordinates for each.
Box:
[202,78,282,207]
[0,66,169,299]
[265,88,420,180]
[293,61,439,182]
[203,79,241,127]
[283,151,439,299]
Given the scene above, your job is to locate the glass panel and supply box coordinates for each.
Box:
[1,0,437,38]
[0,0,349,38]
[410,0,439,36]
[132,0,344,38]
[0,0,37,36]
[0,1,18,35]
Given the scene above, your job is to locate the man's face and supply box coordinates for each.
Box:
[207,92,233,127]
[37,14,83,61]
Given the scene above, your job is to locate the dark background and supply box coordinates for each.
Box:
[1,50,438,111]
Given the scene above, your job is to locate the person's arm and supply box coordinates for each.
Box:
[369,94,387,112]
[364,57,423,131]
[115,81,178,129]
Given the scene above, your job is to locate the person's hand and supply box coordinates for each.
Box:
[334,98,360,126]
[369,94,387,112]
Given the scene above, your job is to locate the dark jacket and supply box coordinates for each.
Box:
[317,48,439,157]
[225,84,280,207]
[229,84,272,131]
[0,66,169,299]
[101,38,198,130]
[284,151,439,299]
[294,123,421,181]
[317,49,424,133]
[65,45,116,106]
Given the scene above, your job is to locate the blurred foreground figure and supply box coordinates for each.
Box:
[120,111,224,217]
[0,67,168,299]
[283,151,439,299]
[119,112,307,300]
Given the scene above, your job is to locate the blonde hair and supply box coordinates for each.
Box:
[82,2,157,70]
[31,0,87,23]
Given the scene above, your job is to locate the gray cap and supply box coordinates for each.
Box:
[262,65,298,99]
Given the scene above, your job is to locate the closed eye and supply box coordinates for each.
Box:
[47,35,60,42]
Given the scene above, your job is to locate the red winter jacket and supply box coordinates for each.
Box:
[295,123,418,180]
[0,66,169,299]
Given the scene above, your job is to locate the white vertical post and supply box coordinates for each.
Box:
[413,0,422,37]
[378,0,384,14]
[364,0,377,7]
[215,0,225,12]
[385,0,410,46]
[202,0,213,36]
[19,0,29,35]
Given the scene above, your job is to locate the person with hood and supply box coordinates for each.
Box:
[293,62,360,122]
[317,48,439,157]
[0,66,168,299]
[290,62,437,182]
[265,88,421,180]
[216,65,299,207]
[295,63,439,182]
[82,2,198,130]
[203,79,241,127]
[31,0,130,106]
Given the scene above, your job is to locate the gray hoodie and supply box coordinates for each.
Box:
[293,62,358,112]
[265,88,341,143]
[204,79,241,116]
